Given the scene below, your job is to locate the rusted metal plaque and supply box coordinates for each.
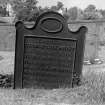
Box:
[14,11,87,89]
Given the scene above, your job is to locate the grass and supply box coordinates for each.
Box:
[0,49,105,105]
[0,88,88,105]
[0,52,104,105]
[81,70,105,104]
[0,47,104,105]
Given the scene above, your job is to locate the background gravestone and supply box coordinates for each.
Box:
[14,11,87,89]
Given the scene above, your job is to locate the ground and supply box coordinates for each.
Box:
[0,45,104,105]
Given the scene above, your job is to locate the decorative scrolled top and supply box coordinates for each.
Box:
[40,17,63,33]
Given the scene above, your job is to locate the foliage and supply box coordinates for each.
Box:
[66,7,78,21]
[62,7,84,21]
[3,1,105,21]
[11,0,64,21]
[83,4,103,20]
[0,6,7,16]
[11,1,105,21]
[0,0,12,16]
[48,1,64,12]
[100,9,105,18]
[62,4,103,21]
[62,12,70,21]
[0,0,10,6]
[84,4,96,12]
[12,0,39,21]
[83,12,100,20]
[56,1,64,10]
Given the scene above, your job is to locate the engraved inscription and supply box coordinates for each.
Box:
[14,11,87,89]
[23,36,76,87]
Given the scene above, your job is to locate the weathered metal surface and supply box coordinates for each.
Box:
[14,11,87,89]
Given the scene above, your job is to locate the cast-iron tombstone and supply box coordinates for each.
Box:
[14,11,87,89]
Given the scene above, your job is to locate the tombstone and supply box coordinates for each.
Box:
[14,11,87,89]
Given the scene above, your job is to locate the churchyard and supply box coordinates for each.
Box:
[0,13,105,105]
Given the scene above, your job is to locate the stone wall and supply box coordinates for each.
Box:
[0,23,15,51]
[68,20,105,61]
[0,20,105,61]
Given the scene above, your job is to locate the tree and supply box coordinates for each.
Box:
[77,8,84,20]
[0,0,12,16]
[50,6,57,11]
[0,0,10,6]
[12,0,39,21]
[83,4,102,20]
[50,1,64,12]
[67,7,78,21]
[99,9,105,18]
[56,1,63,10]
[84,4,96,12]
[63,12,70,21]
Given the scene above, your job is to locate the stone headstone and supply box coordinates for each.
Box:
[14,11,87,89]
